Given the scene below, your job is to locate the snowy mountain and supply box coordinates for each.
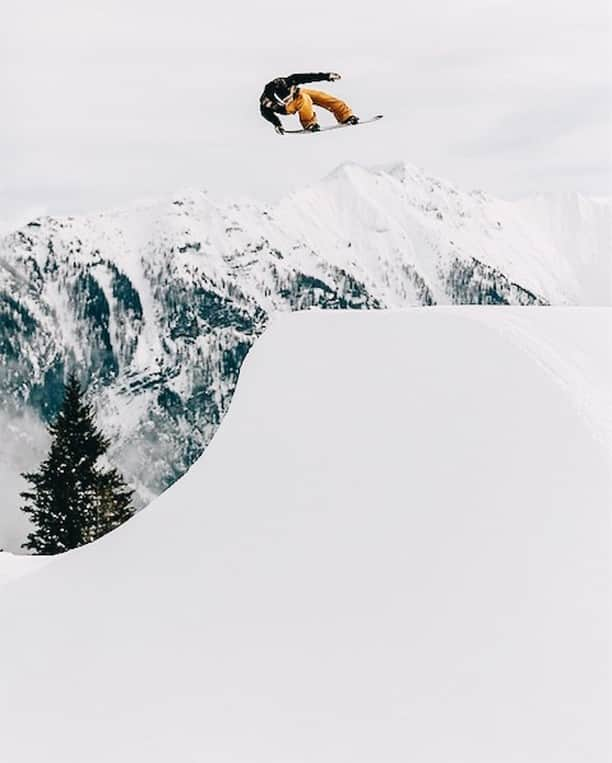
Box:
[1,161,610,549]
[0,308,609,762]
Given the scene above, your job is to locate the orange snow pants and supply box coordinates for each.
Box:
[285,88,353,128]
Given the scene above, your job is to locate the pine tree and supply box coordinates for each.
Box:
[20,373,134,554]
[87,467,135,545]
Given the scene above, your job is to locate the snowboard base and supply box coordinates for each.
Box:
[285,114,384,135]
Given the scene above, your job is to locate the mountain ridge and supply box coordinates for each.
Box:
[1,160,609,549]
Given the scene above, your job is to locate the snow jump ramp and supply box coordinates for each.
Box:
[0,307,610,762]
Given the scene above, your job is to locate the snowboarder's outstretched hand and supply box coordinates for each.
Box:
[328,72,341,81]
[275,125,285,135]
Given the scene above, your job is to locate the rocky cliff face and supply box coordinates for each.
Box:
[1,161,608,544]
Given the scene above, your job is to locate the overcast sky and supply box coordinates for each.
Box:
[1,0,611,222]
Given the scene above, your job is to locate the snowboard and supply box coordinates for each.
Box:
[284,114,384,135]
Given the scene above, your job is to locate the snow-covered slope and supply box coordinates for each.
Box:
[0,550,50,585]
[0,308,609,762]
[1,162,610,549]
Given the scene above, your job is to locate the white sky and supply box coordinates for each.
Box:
[1,0,611,220]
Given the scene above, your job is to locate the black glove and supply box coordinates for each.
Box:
[275,125,285,135]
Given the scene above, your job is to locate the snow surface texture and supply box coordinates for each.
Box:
[1,308,609,762]
[1,162,610,549]
[0,550,50,585]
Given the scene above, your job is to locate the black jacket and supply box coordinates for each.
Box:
[259,72,334,127]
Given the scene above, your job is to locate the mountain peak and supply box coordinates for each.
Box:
[1,163,609,549]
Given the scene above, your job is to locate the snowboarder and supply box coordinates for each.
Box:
[259,72,359,134]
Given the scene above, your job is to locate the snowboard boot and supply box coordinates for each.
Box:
[342,115,360,125]
[305,123,321,132]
